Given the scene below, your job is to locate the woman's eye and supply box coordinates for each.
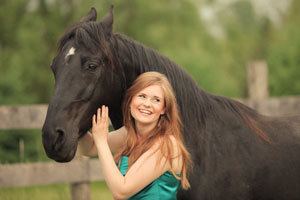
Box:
[151,98,160,103]
[138,94,146,98]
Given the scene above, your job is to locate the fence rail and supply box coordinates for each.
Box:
[0,104,47,129]
[0,158,103,187]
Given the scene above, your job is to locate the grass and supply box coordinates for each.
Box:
[0,181,113,200]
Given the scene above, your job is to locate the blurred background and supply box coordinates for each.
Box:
[0,0,299,199]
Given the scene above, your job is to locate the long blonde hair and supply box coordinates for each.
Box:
[114,71,192,189]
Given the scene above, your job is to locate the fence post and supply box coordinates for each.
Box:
[19,139,24,162]
[71,181,90,200]
[247,60,269,112]
[70,155,91,200]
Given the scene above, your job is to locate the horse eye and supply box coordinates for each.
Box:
[87,64,97,70]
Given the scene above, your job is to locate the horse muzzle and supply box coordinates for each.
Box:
[42,124,78,162]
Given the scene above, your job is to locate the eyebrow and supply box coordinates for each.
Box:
[153,95,163,99]
[139,92,163,99]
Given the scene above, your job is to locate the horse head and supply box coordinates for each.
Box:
[42,7,124,162]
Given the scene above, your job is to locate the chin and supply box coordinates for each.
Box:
[136,118,159,125]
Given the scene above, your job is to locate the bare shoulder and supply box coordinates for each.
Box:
[140,136,178,161]
[110,126,127,135]
[108,126,127,154]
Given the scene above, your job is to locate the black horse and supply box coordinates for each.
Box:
[42,7,300,200]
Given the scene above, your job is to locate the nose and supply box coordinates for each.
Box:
[53,128,66,151]
[142,98,151,107]
[42,125,66,153]
[42,124,76,162]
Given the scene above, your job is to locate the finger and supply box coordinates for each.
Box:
[103,106,107,126]
[106,106,109,126]
[101,105,105,123]
[92,114,96,126]
[97,108,101,123]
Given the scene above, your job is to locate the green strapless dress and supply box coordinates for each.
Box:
[118,156,180,200]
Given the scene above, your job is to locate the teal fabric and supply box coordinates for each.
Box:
[118,156,180,200]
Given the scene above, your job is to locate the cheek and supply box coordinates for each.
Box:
[154,104,165,114]
[129,102,140,119]
[129,100,135,109]
[130,98,141,108]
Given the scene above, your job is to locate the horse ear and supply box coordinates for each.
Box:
[100,5,114,37]
[80,7,97,22]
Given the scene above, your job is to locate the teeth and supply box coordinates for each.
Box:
[139,109,152,115]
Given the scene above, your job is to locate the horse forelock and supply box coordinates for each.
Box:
[57,21,116,70]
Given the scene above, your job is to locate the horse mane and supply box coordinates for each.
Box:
[111,33,271,143]
[112,33,213,124]
[57,20,271,143]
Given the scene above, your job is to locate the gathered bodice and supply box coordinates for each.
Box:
[118,156,180,200]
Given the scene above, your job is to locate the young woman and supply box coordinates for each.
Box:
[78,71,192,200]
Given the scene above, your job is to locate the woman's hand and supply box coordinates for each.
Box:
[92,105,109,147]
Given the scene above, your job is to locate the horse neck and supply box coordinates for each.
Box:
[111,33,213,126]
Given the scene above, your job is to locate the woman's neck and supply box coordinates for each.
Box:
[135,122,157,139]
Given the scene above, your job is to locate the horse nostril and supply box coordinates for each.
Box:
[56,128,64,137]
[53,128,65,151]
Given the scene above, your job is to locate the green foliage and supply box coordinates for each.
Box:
[0,183,70,200]
[0,130,48,163]
[0,181,112,200]
[267,0,300,96]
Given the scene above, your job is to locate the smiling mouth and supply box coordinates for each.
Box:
[138,109,152,115]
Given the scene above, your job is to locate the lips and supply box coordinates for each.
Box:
[138,108,152,115]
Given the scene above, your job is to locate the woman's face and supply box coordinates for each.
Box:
[130,84,165,128]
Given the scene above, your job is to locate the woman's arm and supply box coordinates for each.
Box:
[78,126,127,157]
[96,139,169,200]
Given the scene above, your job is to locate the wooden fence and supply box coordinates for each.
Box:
[0,61,299,200]
[0,157,102,200]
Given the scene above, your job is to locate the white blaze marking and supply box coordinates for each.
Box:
[65,47,76,59]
